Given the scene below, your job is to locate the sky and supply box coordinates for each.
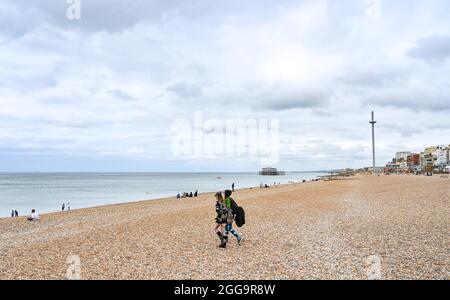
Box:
[0,0,449,172]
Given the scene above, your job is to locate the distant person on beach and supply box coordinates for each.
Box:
[11,210,14,218]
[62,203,65,211]
[177,193,181,199]
[67,203,71,211]
[232,183,235,192]
[190,192,193,198]
[27,209,39,221]
[194,190,198,197]
[220,190,243,248]
[15,210,18,217]
[214,192,227,246]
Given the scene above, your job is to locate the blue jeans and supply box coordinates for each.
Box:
[224,223,240,240]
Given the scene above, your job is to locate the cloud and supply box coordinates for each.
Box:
[1,0,450,171]
[407,35,450,63]
[107,89,135,101]
[259,89,330,111]
[362,86,450,111]
[167,82,203,98]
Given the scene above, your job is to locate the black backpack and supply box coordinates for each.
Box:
[230,198,239,213]
[235,206,245,227]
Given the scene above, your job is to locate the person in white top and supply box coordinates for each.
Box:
[27,209,39,221]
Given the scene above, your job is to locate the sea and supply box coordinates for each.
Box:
[0,172,323,217]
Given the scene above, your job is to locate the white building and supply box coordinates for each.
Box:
[395,152,411,170]
[435,145,448,169]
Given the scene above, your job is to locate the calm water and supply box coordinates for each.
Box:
[0,172,322,217]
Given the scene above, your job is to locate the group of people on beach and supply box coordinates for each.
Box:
[11,208,39,221]
[259,182,281,188]
[9,209,37,220]
[213,189,244,248]
[177,190,198,199]
[9,202,70,220]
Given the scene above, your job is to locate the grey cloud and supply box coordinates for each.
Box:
[248,85,331,112]
[1,0,186,35]
[379,123,423,138]
[407,35,450,63]
[107,89,135,101]
[362,88,450,111]
[1,0,289,36]
[167,82,203,98]
[262,93,328,111]
[338,69,409,88]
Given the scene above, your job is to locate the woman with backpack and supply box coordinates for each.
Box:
[220,190,243,248]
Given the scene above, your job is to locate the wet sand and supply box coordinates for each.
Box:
[0,174,448,279]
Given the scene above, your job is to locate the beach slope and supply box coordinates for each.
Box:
[0,175,448,279]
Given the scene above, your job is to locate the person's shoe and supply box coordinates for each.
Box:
[219,236,228,248]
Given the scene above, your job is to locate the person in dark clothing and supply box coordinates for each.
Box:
[62,203,65,211]
[15,210,18,217]
[189,192,193,197]
[176,193,181,199]
[11,210,14,218]
[194,190,198,197]
[232,183,235,192]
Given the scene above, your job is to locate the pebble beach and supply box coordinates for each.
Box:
[0,174,448,280]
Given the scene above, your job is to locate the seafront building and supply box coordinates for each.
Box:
[385,145,450,174]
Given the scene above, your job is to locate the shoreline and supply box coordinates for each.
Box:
[1,179,318,220]
[1,173,322,219]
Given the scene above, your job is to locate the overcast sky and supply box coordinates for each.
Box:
[0,0,449,172]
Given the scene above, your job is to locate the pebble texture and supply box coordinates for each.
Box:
[0,175,448,280]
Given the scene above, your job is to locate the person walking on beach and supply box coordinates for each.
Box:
[11,210,14,218]
[232,183,235,192]
[15,210,18,217]
[220,190,243,248]
[214,192,227,246]
[62,203,65,211]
